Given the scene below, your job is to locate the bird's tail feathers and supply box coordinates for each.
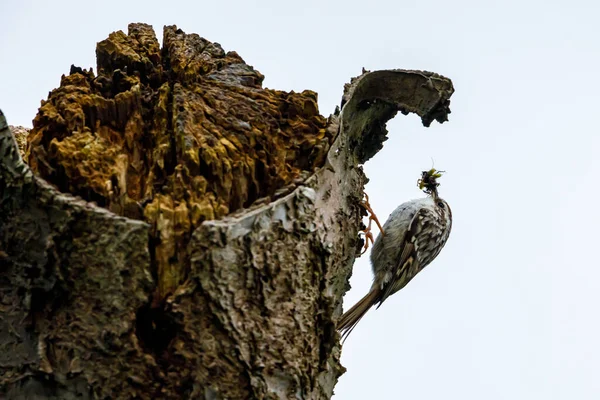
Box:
[338,288,380,341]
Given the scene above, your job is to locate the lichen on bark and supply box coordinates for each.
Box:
[0,23,454,399]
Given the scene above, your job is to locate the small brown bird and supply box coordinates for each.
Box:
[339,169,452,339]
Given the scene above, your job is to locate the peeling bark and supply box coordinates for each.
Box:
[0,23,453,400]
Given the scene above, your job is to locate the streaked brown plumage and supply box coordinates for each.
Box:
[339,189,452,339]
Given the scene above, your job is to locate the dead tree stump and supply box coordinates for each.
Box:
[0,23,453,400]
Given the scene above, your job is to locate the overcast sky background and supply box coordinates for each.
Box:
[2,1,600,399]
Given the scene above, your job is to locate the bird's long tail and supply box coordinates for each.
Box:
[338,288,381,340]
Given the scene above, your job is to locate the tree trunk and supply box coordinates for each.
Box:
[0,23,453,400]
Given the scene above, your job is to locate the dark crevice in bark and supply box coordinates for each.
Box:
[135,300,179,357]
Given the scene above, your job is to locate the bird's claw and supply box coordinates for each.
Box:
[360,230,375,255]
[359,193,384,254]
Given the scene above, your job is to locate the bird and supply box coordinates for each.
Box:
[338,169,452,339]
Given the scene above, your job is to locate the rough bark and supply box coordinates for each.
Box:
[0,23,453,399]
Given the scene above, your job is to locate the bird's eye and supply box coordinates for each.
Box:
[437,201,445,208]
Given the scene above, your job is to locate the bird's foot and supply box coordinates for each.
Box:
[359,193,384,254]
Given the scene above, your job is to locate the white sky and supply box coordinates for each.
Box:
[2,1,600,399]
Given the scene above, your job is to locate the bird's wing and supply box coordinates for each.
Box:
[376,208,424,307]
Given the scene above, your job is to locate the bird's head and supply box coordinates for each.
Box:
[419,169,452,226]
[434,197,452,224]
